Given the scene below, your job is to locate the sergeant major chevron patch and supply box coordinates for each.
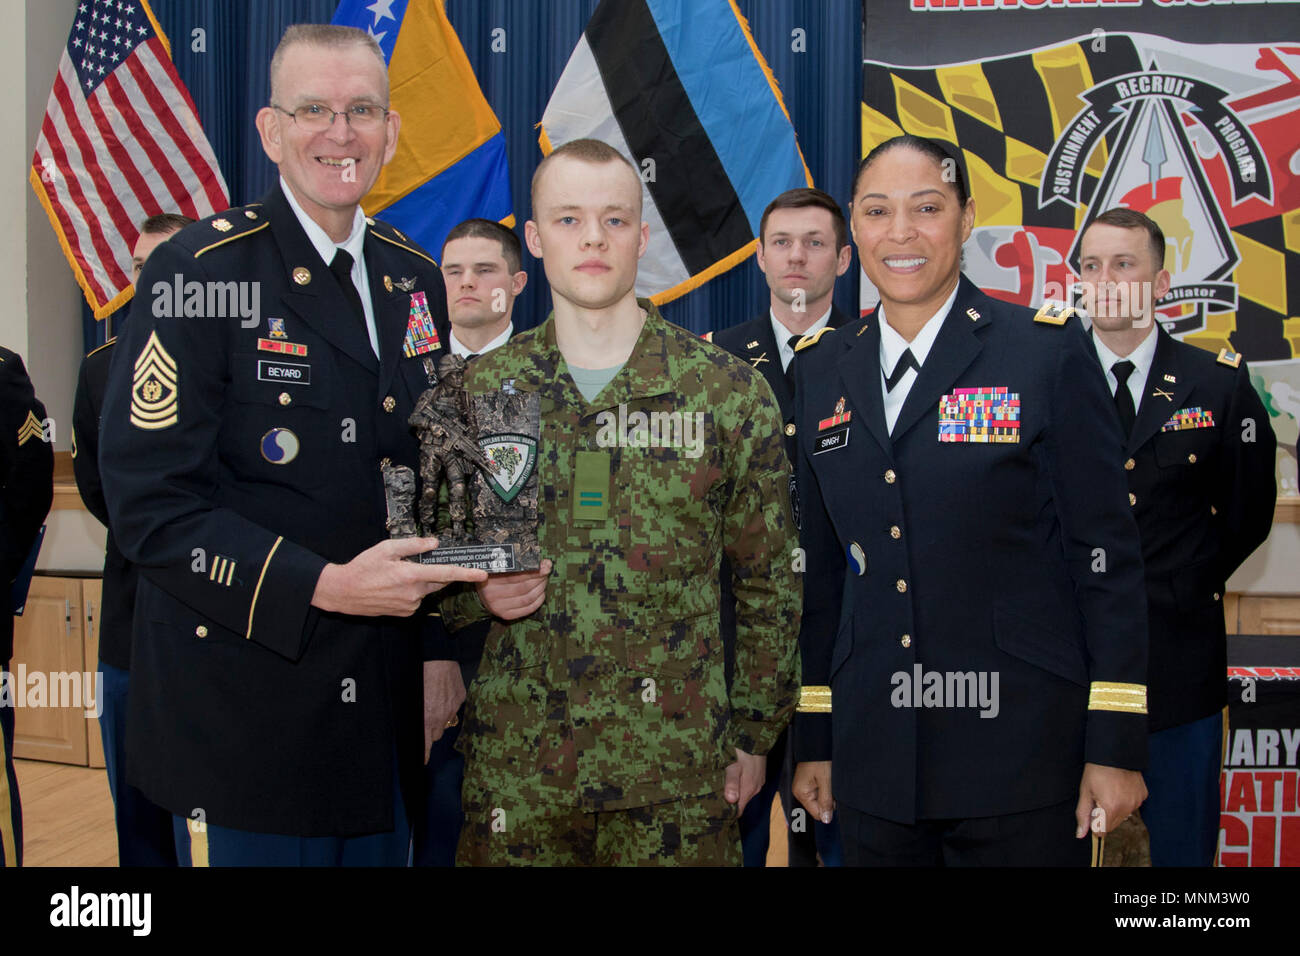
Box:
[131,331,179,430]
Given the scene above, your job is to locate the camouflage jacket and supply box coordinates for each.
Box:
[443,300,801,810]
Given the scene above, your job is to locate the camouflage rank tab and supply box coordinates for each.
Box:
[130,331,179,430]
[1217,347,1242,368]
[794,327,834,352]
[573,450,610,522]
[1034,301,1075,325]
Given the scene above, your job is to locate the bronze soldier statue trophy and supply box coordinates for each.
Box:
[382,353,540,572]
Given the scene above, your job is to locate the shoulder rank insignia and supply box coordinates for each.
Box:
[194,212,268,258]
[86,337,117,358]
[1217,347,1242,368]
[794,327,834,352]
[131,331,179,430]
[369,222,437,267]
[1034,301,1075,325]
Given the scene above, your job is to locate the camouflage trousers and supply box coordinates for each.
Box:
[457,790,742,866]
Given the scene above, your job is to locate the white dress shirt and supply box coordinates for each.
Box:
[280,176,378,356]
[1092,326,1158,409]
[450,321,513,358]
[878,283,959,434]
[772,306,833,373]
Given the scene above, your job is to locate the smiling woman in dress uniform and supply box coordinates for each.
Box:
[789,135,1151,866]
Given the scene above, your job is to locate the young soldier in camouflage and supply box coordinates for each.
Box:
[444,139,801,865]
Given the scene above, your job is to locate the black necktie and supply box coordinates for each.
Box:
[885,348,919,393]
[329,249,365,325]
[785,334,801,395]
[1111,359,1137,438]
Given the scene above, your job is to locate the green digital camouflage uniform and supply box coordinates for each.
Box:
[443,299,801,866]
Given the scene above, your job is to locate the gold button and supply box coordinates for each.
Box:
[244,209,258,220]
[383,275,394,292]
[1188,453,1197,464]
[195,625,208,638]
[278,392,291,406]
[1124,458,1135,471]
[896,579,907,593]
[1129,492,1137,507]
[1213,592,1221,601]
[383,396,396,413]
[784,423,796,437]
[884,469,897,484]
[889,525,901,539]
[901,634,912,648]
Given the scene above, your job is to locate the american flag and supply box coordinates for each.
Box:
[30,0,229,319]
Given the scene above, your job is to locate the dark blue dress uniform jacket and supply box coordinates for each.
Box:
[792,276,1149,825]
[0,348,53,662]
[99,184,453,837]
[73,336,138,671]
[710,306,849,680]
[1108,329,1275,732]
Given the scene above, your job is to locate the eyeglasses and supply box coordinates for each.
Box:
[272,102,390,132]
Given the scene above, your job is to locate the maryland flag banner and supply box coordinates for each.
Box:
[332,0,513,257]
[541,0,812,304]
[862,2,1299,493]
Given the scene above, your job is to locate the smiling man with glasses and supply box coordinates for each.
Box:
[98,24,516,867]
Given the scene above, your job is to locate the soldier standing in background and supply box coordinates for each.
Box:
[73,212,194,866]
[0,346,54,867]
[1078,208,1276,866]
[417,219,526,866]
[710,187,850,866]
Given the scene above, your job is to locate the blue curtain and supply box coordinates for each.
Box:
[86,0,860,350]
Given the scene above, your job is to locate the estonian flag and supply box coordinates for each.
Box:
[541,0,812,304]
[332,0,513,258]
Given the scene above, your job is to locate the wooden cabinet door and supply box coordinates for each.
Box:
[82,579,106,769]
[1238,596,1300,636]
[10,577,89,765]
